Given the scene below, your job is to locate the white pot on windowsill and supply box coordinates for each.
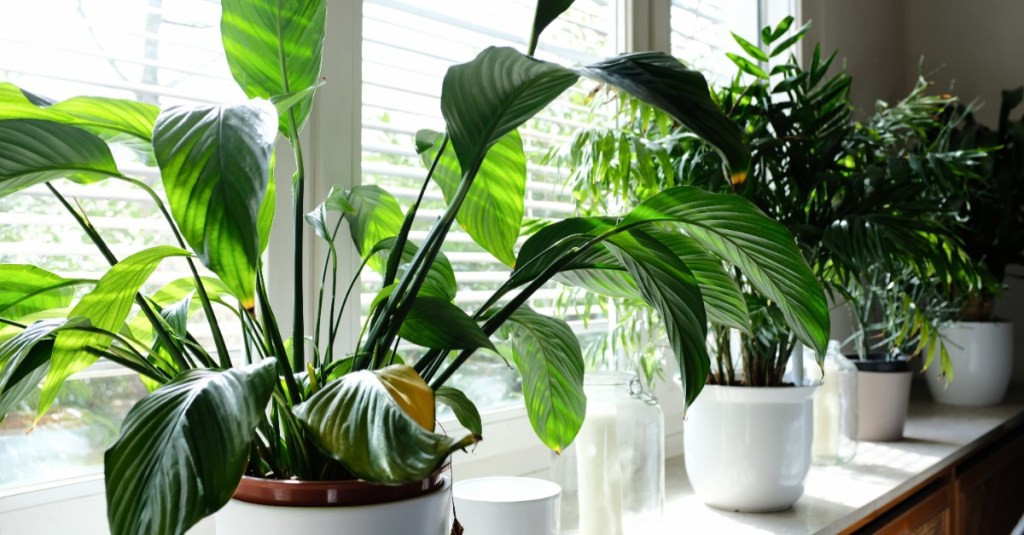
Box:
[682,383,818,512]
[925,321,1013,406]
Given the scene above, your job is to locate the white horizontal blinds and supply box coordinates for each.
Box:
[0,0,245,350]
[362,0,617,408]
[0,0,241,490]
[670,0,760,86]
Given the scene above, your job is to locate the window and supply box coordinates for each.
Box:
[361,0,620,412]
[0,0,242,491]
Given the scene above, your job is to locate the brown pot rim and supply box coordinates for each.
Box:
[232,464,449,507]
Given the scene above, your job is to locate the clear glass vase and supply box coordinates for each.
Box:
[805,341,858,465]
[552,371,664,535]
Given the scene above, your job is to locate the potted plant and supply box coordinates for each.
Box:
[0,1,829,534]
[558,17,979,509]
[923,86,1024,406]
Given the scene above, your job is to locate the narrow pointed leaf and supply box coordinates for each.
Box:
[40,246,192,418]
[294,367,478,484]
[370,238,457,302]
[732,32,768,62]
[0,265,88,318]
[400,297,496,351]
[578,52,750,178]
[501,307,585,453]
[442,46,578,171]
[105,359,277,535]
[0,319,86,424]
[0,119,120,197]
[221,0,327,138]
[435,386,482,437]
[154,101,277,309]
[416,129,526,267]
[605,230,709,406]
[623,186,829,355]
[529,0,575,54]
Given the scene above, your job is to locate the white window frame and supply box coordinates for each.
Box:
[0,0,797,527]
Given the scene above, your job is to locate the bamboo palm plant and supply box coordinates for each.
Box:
[0,2,828,534]
[558,18,978,385]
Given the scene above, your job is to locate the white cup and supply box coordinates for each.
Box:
[452,476,561,535]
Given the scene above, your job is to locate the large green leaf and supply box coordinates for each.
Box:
[220,0,326,138]
[442,46,578,172]
[578,53,750,179]
[0,265,89,319]
[605,230,709,406]
[345,185,405,273]
[0,83,158,145]
[400,297,496,351]
[105,359,277,535]
[0,119,120,197]
[294,365,478,484]
[623,186,829,355]
[154,101,277,309]
[501,307,585,453]
[416,129,526,267]
[39,246,192,418]
[0,319,86,425]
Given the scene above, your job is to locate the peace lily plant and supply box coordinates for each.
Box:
[0,1,827,533]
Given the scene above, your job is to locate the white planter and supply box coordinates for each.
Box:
[925,322,1013,406]
[683,384,817,512]
[214,474,451,535]
[855,368,912,441]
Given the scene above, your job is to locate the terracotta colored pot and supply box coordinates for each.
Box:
[214,468,452,534]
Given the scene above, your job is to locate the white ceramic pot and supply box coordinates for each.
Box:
[854,365,912,441]
[214,474,451,535]
[925,321,1013,406]
[683,384,817,512]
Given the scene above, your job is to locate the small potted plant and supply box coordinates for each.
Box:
[0,1,829,533]
[923,86,1024,406]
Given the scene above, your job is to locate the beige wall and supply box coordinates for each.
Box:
[801,0,1024,381]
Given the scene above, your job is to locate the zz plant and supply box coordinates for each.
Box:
[0,2,827,534]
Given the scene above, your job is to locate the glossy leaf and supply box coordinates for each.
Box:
[400,297,496,351]
[370,238,457,302]
[40,246,192,419]
[578,52,750,179]
[0,119,120,197]
[623,186,830,356]
[435,386,482,437]
[416,129,526,267]
[501,307,585,453]
[345,185,405,272]
[221,0,327,138]
[294,367,478,484]
[0,83,158,143]
[732,32,768,62]
[726,52,769,79]
[605,230,709,406]
[529,0,575,54]
[0,319,86,425]
[442,46,578,172]
[105,359,277,535]
[154,101,277,309]
[0,265,88,319]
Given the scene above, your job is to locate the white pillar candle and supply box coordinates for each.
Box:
[575,404,624,535]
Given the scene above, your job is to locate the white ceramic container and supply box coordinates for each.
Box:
[452,476,561,535]
[683,384,817,512]
[926,322,1013,406]
[855,367,912,441]
[214,474,451,535]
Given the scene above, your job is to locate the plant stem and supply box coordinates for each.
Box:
[290,128,307,376]
[256,268,302,404]
[47,182,191,371]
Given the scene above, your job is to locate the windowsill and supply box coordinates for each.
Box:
[650,382,1024,534]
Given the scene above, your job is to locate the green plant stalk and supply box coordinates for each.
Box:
[311,227,336,370]
[69,325,170,381]
[361,142,477,366]
[255,268,301,404]
[327,254,373,377]
[117,176,231,368]
[290,131,306,375]
[46,182,191,372]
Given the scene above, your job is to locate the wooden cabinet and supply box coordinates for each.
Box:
[851,428,1024,534]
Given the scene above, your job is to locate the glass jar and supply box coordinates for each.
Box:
[804,341,858,465]
[552,371,664,535]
